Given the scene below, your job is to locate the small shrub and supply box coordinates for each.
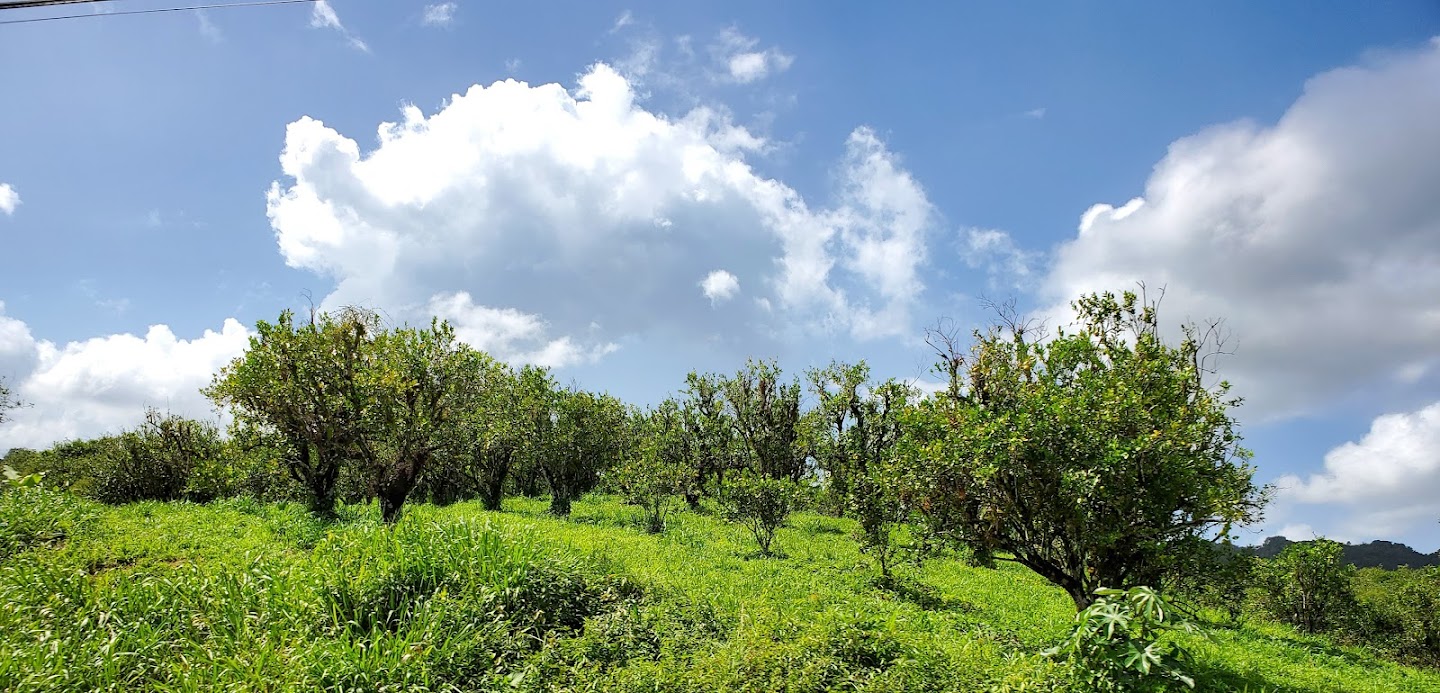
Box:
[1254,538,1357,634]
[1043,586,1200,691]
[849,468,911,580]
[719,472,801,557]
[612,448,689,534]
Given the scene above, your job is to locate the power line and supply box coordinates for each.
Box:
[0,1,114,10]
[0,0,313,25]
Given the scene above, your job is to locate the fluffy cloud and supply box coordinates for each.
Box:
[700,270,740,305]
[428,292,615,368]
[421,3,456,27]
[310,0,368,52]
[265,63,933,360]
[1040,39,1440,419]
[1277,401,1440,540]
[0,183,18,216]
[0,303,249,451]
[712,27,793,83]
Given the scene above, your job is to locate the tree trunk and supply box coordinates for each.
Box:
[380,490,405,524]
[549,493,572,517]
[309,486,338,520]
[479,451,511,511]
[377,452,427,524]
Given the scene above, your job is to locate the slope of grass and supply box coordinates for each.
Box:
[1,492,1436,692]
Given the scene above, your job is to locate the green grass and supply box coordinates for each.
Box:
[1,492,1436,692]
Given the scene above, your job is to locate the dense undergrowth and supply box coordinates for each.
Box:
[2,490,1437,692]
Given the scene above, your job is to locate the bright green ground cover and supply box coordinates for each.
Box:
[1,491,1435,692]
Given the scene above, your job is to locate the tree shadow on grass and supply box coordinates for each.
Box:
[1188,660,1318,693]
[872,574,977,613]
[1212,622,1389,670]
[738,549,791,561]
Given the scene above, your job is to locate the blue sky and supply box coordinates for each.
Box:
[1,1,1438,550]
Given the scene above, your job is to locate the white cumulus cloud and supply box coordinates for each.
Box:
[265,63,934,363]
[0,303,250,452]
[1039,39,1440,419]
[700,270,740,305]
[1276,401,1440,540]
[0,184,18,216]
[428,292,615,368]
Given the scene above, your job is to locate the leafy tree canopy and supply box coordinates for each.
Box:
[899,290,1267,609]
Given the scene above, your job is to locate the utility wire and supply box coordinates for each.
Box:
[0,0,111,10]
[0,0,312,25]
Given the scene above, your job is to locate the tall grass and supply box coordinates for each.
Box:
[1,493,1436,691]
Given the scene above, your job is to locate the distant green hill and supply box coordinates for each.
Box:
[1249,536,1440,569]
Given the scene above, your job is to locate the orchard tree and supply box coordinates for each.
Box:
[677,371,740,507]
[898,290,1267,609]
[807,361,869,514]
[721,472,802,557]
[808,362,917,578]
[206,308,380,518]
[613,399,690,533]
[511,366,560,499]
[540,387,626,517]
[1255,539,1357,633]
[441,358,550,511]
[724,359,806,482]
[364,321,464,523]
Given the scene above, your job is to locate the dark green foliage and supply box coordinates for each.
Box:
[15,411,224,505]
[109,409,223,504]
[720,472,801,556]
[676,371,742,507]
[1255,538,1358,634]
[807,361,918,578]
[1181,541,1255,623]
[1349,566,1440,665]
[1043,586,1200,691]
[15,435,121,498]
[208,309,469,522]
[363,321,465,523]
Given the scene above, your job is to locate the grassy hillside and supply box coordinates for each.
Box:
[2,493,1436,692]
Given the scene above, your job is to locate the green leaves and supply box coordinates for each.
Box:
[1044,586,1199,691]
[206,309,468,521]
[611,401,691,534]
[1255,538,1358,633]
[720,472,802,557]
[899,290,1267,609]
